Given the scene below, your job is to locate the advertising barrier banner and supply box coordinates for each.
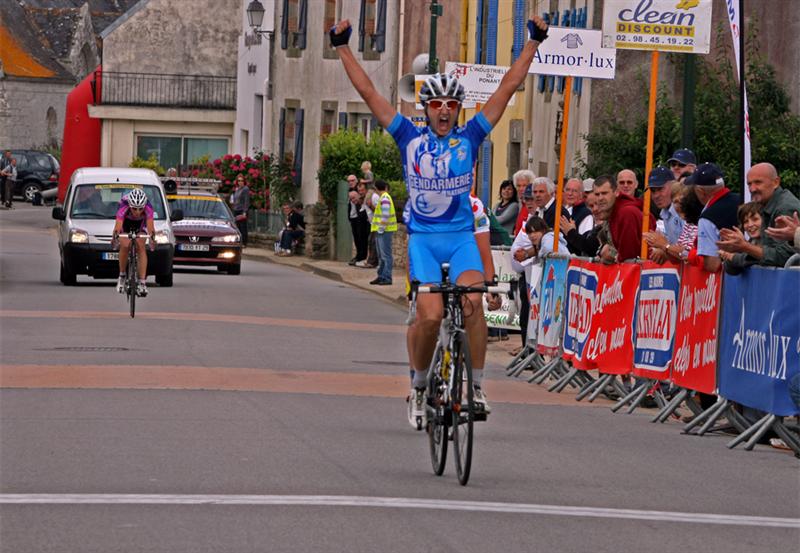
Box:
[525,262,544,344]
[633,262,681,379]
[586,262,641,375]
[537,257,570,356]
[562,258,598,370]
[670,265,721,394]
[718,267,800,416]
[484,248,520,330]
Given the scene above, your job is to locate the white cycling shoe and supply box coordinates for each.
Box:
[407,388,426,431]
[116,275,126,293]
[136,280,148,297]
[473,386,491,414]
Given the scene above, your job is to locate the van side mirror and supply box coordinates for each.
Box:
[52,207,65,220]
[170,208,183,222]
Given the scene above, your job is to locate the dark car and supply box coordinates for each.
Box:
[166,191,242,274]
[4,149,60,202]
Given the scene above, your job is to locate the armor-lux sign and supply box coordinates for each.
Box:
[562,259,598,370]
[527,27,616,80]
[602,0,713,54]
[585,262,641,375]
[670,265,720,394]
[633,262,680,378]
[718,267,800,416]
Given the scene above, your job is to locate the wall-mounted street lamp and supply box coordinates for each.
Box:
[246,0,274,39]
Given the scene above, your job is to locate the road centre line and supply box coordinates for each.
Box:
[0,494,797,528]
[0,310,405,334]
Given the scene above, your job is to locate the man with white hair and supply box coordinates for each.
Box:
[530,176,569,228]
[616,169,639,198]
[563,177,593,235]
[511,169,536,235]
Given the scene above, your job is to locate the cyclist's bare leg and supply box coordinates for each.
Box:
[408,291,443,386]
[135,237,147,279]
[456,270,487,379]
[118,238,131,274]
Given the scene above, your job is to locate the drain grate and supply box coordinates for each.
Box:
[41,346,131,352]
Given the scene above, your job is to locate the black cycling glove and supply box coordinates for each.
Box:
[527,20,548,43]
[329,25,352,48]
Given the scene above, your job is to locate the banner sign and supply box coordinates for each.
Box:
[587,262,641,375]
[525,262,544,344]
[601,0,713,54]
[726,0,752,201]
[562,258,598,370]
[670,265,721,394]
[484,248,520,330]
[633,262,680,378]
[718,267,800,416]
[443,63,514,109]
[527,27,616,80]
[536,256,569,356]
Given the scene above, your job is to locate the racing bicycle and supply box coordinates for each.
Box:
[112,230,151,318]
[411,264,508,486]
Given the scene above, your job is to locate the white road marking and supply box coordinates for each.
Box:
[1,494,798,528]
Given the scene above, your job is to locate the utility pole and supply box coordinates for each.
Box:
[427,0,443,73]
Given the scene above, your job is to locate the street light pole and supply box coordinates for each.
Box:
[427,0,443,74]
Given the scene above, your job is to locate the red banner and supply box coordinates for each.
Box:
[586,263,641,375]
[670,265,721,394]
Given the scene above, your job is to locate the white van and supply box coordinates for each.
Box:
[52,167,182,286]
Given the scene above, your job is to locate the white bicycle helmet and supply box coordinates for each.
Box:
[419,73,465,105]
[126,188,148,209]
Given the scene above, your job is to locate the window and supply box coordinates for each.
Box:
[253,94,264,150]
[281,0,308,51]
[320,105,337,140]
[136,135,229,168]
[323,0,338,59]
[359,0,386,57]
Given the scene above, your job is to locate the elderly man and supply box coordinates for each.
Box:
[642,165,685,263]
[717,162,800,267]
[560,189,604,257]
[595,174,655,263]
[512,169,536,235]
[616,169,639,198]
[667,148,697,180]
[529,176,569,228]
[684,163,740,273]
[563,177,593,234]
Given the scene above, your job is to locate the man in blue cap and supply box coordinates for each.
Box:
[668,148,697,180]
[687,162,740,272]
[643,165,685,263]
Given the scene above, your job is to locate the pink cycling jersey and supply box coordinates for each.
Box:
[116,199,154,230]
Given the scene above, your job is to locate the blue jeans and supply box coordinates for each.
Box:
[375,231,394,282]
[789,373,800,410]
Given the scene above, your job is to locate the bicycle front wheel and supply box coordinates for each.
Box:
[451,332,474,486]
[427,345,448,476]
[128,252,137,318]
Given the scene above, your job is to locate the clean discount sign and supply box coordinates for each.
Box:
[602,0,713,54]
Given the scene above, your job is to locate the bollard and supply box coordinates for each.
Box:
[335,180,354,262]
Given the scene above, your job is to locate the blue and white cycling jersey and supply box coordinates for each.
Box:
[387,112,492,234]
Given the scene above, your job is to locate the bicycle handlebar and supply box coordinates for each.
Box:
[417,282,511,295]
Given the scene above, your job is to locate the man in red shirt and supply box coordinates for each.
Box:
[594,174,655,262]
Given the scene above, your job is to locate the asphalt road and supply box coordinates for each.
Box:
[1,205,798,553]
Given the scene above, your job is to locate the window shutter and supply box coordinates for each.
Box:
[358,0,366,52]
[512,0,525,63]
[373,0,387,52]
[281,0,289,49]
[296,0,308,49]
[338,112,348,130]
[293,109,304,186]
[279,108,286,160]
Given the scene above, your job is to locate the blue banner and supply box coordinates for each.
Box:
[633,264,680,376]
[718,267,800,416]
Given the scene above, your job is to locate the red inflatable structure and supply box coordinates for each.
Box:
[57,66,102,203]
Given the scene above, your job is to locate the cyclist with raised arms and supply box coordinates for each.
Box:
[112,188,155,297]
[329,14,548,427]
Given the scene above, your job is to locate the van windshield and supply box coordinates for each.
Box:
[69,184,166,220]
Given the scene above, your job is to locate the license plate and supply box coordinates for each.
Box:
[103,252,119,260]
[179,244,209,252]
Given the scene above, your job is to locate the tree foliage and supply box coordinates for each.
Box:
[578,22,800,197]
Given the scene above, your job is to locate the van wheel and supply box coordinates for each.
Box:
[60,263,76,285]
[227,263,241,275]
[156,271,173,287]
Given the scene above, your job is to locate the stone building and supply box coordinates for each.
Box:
[0,0,138,149]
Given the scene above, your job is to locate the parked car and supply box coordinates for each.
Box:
[5,149,60,202]
[166,185,242,275]
[52,167,182,286]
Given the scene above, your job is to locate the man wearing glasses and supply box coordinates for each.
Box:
[329,13,549,426]
[112,188,155,296]
[668,148,697,180]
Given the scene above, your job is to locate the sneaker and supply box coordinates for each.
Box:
[473,386,491,414]
[354,260,370,268]
[407,387,426,430]
[136,280,148,297]
[116,275,126,293]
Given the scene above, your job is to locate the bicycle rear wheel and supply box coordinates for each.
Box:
[427,345,448,476]
[451,332,474,486]
[127,251,137,318]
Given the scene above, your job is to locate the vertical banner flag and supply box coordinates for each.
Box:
[601,0,713,54]
[525,262,544,344]
[671,265,721,394]
[719,268,800,416]
[633,262,681,379]
[484,249,521,330]
[587,262,641,375]
[562,258,598,370]
[726,0,752,201]
[536,256,570,356]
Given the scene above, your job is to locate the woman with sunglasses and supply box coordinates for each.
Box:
[112,187,155,297]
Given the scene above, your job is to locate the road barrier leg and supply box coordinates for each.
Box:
[696,399,730,436]
[548,366,579,393]
[727,413,775,450]
[577,373,609,402]
[683,397,726,434]
[505,345,532,376]
[625,383,652,414]
[611,382,645,413]
[772,420,800,455]
[529,357,560,384]
[652,388,688,423]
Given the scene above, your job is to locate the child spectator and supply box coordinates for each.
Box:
[721,201,762,274]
